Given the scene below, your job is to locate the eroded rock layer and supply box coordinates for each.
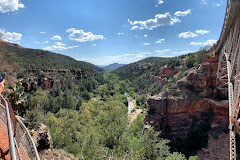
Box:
[145,54,229,137]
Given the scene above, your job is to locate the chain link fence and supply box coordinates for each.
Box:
[0,96,40,160]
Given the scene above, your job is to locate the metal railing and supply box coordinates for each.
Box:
[0,94,40,160]
[215,0,240,53]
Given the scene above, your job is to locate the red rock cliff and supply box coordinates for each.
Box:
[145,54,229,137]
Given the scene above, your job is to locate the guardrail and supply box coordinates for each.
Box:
[0,94,40,160]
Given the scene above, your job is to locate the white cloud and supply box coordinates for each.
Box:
[51,35,62,40]
[155,39,165,43]
[128,12,180,30]
[43,45,78,51]
[0,29,22,42]
[40,32,45,34]
[144,34,147,37]
[144,43,150,45]
[34,40,49,44]
[66,28,104,42]
[180,50,192,54]
[155,49,170,55]
[93,44,97,46]
[54,42,65,46]
[117,32,124,36]
[77,52,152,65]
[0,0,24,13]
[174,9,192,17]
[155,0,164,7]
[178,31,198,38]
[217,3,221,7]
[195,30,210,35]
[130,26,138,30]
[190,42,203,46]
[190,39,217,46]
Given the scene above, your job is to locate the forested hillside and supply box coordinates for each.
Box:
[114,47,210,95]
[0,40,103,72]
[113,57,169,80]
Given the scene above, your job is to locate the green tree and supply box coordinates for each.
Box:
[186,56,196,68]
[30,89,49,110]
[140,128,170,159]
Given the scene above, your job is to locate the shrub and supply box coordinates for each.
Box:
[24,109,44,129]
[186,56,196,68]
[167,59,181,68]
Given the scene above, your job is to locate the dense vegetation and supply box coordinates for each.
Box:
[113,57,169,81]
[114,46,211,95]
[20,72,196,159]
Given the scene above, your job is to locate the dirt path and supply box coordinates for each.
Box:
[125,94,143,124]
[0,119,10,160]
[127,100,142,124]
[128,108,143,124]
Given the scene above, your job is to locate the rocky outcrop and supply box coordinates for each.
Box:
[150,76,168,86]
[150,67,179,86]
[31,124,74,159]
[19,68,97,92]
[155,67,180,79]
[145,54,229,137]
[32,124,53,151]
[187,56,219,90]
[145,97,228,137]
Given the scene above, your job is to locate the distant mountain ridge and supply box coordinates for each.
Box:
[103,63,125,71]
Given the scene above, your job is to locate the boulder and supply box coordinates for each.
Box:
[32,124,53,151]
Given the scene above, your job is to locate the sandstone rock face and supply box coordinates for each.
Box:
[150,66,179,86]
[155,67,180,79]
[187,61,217,90]
[145,54,229,137]
[145,97,228,137]
[32,124,53,151]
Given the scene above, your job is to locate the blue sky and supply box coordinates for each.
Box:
[0,0,226,65]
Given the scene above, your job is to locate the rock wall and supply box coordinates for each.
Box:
[145,54,229,137]
[187,56,219,90]
[145,97,228,137]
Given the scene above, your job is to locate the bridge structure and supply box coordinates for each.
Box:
[0,94,40,160]
[216,0,240,159]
